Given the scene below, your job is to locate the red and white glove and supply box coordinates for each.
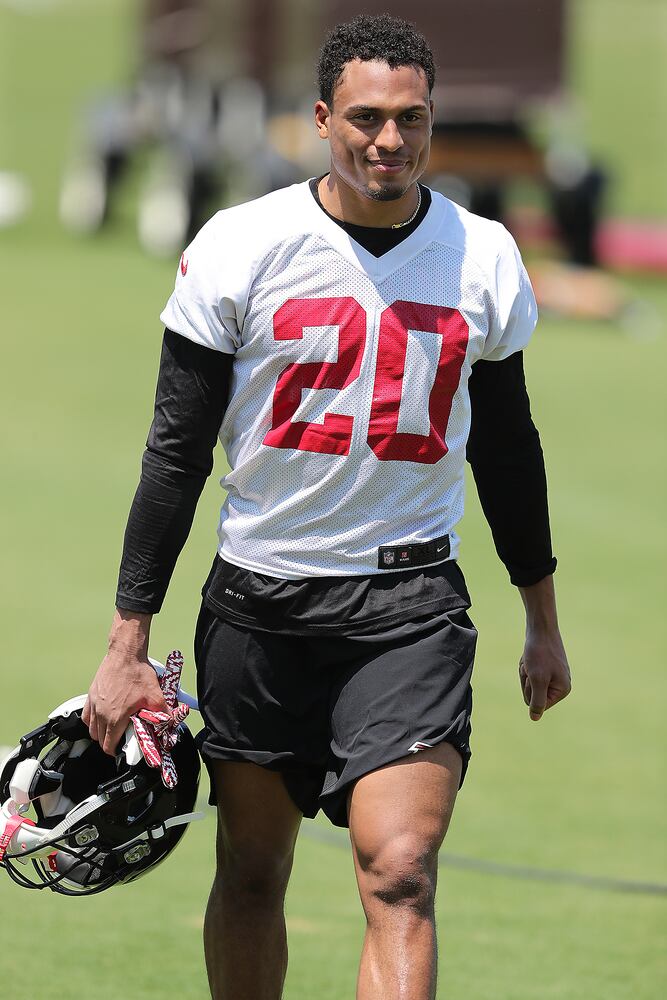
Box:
[131,651,190,789]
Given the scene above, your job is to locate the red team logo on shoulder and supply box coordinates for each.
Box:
[180,253,188,276]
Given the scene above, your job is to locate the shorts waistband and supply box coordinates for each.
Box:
[377,534,450,570]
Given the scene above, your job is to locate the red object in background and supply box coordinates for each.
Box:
[596,220,667,274]
[510,210,667,275]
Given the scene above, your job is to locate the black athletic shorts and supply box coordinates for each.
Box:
[194,604,477,828]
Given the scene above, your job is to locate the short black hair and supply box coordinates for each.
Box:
[317,14,435,106]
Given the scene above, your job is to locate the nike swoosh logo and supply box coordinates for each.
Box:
[436,544,448,553]
[180,254,188,276]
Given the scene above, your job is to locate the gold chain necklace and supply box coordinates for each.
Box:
[390,186,422,229]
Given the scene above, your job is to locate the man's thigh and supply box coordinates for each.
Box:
[210,760,302,872]
[348,741,462,865]
[321,608,477,827]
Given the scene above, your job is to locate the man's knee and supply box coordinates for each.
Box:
[209,762,301,904]
[213,823,295,903]
[356,832,439,918]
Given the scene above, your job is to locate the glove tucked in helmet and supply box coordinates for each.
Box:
[0,692,200,895]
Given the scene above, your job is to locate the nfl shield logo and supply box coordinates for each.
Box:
[382,551,395,566]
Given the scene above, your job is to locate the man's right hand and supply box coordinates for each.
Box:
[82,608,169,756]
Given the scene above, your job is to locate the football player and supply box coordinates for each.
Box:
[84,14,571,999]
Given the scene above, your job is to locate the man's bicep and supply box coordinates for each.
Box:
[146,328,233,476]
[115,330,233,614]
[467,351,533,460]
[466,352,556,587]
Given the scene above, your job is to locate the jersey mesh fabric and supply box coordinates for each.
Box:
[161,183,537,579]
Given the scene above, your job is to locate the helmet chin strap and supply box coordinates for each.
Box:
[0,809,36,862]
[34,792,110,849]
[113,810,204,852]
[0,793,109,861]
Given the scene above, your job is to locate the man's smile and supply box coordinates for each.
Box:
[366,159,409,172]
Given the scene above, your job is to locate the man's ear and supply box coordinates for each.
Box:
[314,100,331,139]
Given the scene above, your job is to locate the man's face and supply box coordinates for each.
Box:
[316,59,433,203]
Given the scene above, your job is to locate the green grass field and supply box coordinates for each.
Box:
[1,2,665,998]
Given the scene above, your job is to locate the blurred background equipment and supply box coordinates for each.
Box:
[60,0,220,254]
[59,0,301,255]
[0,170,31,227]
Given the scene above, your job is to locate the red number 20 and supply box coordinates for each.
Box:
[263,297,468,465]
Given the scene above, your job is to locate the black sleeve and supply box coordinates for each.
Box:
[115,329,233,613]
[466,352,557,587]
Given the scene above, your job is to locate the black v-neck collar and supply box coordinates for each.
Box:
[308,177,432,258]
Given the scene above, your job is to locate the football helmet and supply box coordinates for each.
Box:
[0,691,200,896]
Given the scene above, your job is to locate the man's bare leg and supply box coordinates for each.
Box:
[349,742,462,1000]
[204,761,302,1000]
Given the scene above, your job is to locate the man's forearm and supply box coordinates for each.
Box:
[115,451,206,613]
[518,574,559,632]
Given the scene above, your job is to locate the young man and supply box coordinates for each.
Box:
[84,14,571,1000]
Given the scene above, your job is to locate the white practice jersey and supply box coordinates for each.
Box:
[161,182,537,579]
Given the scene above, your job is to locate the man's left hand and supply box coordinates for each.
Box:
[519,629,571,721]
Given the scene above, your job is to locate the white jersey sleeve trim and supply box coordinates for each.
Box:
[160,185,328,353]
[160,211,254,354]
[428,197,538,362]
[481,224,538,361]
